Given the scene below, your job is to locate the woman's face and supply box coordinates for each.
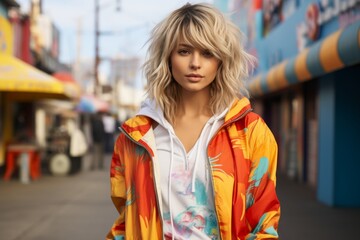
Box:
[170,42,219,95]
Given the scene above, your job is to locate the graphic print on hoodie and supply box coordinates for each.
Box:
[137,99,228,239]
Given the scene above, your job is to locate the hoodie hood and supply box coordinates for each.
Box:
[137,98,175,134]
[121,97,253,143]
[137,97,252,128]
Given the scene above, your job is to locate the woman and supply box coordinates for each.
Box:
[107,3,280,239]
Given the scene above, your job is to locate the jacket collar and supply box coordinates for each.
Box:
[224,97,252,123]
[121,97,252,143]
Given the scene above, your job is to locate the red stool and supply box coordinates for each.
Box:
[3,144,41,181]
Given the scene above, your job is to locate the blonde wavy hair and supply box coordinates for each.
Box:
[143,3,254,123]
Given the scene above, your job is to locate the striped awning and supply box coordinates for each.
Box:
[248,20,360,97]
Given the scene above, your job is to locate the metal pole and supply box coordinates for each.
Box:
[94,0,120,96]
[94,0,100,95]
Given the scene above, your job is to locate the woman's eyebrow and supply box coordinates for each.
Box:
[178,43,193,48]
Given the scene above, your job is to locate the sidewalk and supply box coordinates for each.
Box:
[277,174,360,239]
[0,154,116,240]
[1,159,359,239]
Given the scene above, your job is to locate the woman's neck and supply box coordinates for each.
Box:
[176,90,212,119]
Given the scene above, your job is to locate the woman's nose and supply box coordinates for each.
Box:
[190,52,201,70]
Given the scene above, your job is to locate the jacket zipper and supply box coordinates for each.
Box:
[206,108,253,240]
[119,126,165,239]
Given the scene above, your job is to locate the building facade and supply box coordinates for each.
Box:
[216,0,360,207]
[109,56,144,121]
[0,0,80,173]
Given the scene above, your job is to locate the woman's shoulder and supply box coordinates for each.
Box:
[231,110,275,138]
[118,115,153,141]
[122,115,153,128]
[230,109,262,127]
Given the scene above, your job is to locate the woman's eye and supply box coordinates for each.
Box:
[202,50,214,58]
[178,49,190,55]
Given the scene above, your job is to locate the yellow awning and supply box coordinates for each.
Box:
[0,53,76,98]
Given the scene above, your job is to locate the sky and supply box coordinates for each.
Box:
[16,0,214,77]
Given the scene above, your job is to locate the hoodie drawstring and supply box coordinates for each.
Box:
[191,117,220,193]
[167,129,175,240]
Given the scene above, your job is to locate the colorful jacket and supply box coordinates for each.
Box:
[107,97,280,239]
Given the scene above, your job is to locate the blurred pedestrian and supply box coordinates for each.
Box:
[68,119,88,174]
[91,112,105,170]
[107,3,280,239]
[102,112,116,153]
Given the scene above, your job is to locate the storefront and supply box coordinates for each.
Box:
[0,13,80,177]
[243,1,360,207]
[0,52,80,167]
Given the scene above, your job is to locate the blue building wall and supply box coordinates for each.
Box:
[213,0,230,13]
[318,73,336,206]
[318,64,360,207]
[333,65,360,206]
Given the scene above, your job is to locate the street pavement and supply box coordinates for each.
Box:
[0,154,117,240]
[1,154,359,240]
[277,174,360,239]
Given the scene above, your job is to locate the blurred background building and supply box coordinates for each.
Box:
[109,56,144,121]
[0,0,102,178]
[214,0,359,207]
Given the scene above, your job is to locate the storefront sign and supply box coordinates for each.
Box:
[263,0,283,36]
[339,3,360,28]
[317,0,358,25]
[307,0,359,40]
[306,3,320,41]
[297,0,359,51]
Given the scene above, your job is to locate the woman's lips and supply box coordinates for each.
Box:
[186,74,203,78]
[185,74,203,81]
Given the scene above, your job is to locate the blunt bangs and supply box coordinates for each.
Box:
[170,6,227,60]
[177,22,221,59]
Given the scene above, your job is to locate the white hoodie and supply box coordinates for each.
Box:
[137,98,228,240]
